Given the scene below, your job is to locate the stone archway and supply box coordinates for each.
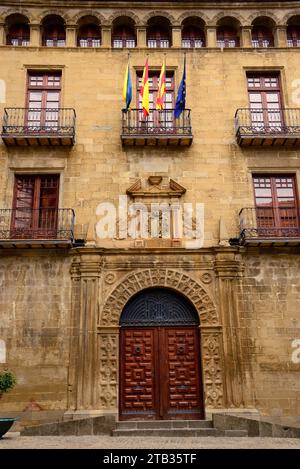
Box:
[98,269,225,413]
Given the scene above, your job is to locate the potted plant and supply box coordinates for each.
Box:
[0,370,17,438]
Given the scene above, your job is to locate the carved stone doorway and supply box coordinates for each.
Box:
[119,288,204,420]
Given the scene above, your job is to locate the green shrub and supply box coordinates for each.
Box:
[0,371,16,395]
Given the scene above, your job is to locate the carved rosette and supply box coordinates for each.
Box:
[99,333,118,409]
[100,269,218,327]
[201,331,224,408]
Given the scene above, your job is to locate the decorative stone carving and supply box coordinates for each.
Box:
[99,333,118,409]
[100,269,219,327]
[201,272,213,284]
[201,331,224,408]
[126,178,186,199]
[104,272,117,285]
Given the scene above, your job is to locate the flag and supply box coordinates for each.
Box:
[156,61,166,110]
[174,57,186,118]
[140,58,149,118]
[123,61,132,112]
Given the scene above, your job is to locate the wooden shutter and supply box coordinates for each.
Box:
[253,175,299,236]
[12,175,59,237]
[26,72,61,129]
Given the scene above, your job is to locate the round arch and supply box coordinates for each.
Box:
[143,10,175,25]
[109,10,140,26]
[100,269,219,327]
[120,287,200,327]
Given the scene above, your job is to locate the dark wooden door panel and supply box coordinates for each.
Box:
[119,328,158,420]
[120,326,204,420]
[161,327,204,420]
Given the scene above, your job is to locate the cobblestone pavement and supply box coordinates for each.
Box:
[0,433,300,449]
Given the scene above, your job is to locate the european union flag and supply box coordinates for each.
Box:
[123,62,132,113]
[174,57,186,118]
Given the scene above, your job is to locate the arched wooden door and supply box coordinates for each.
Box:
[119,288,204,421]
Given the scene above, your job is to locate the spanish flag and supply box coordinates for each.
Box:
[123,60,132,113]
[156,61,166,110]
[140,58,149,118]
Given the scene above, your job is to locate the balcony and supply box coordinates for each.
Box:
[1,108,76,146]
[0,208,75,248]
[239,207,300,246]
[121,109,193,147]
[235,108,300,147]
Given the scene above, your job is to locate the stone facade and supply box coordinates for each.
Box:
[0,0,300,420]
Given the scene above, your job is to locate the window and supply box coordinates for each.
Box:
[7,23,30,46]
[112,24,136,48]
[287,25,300,47]
[253,175,300,237]
[42,16,66,47]
[26,72,61,131]
[217,26,239,48]
[247,74,283,132]
[12,175,60,238]
[182,25,205,48]
[137,71,174,131]
[78,24,101,47]
[252,26,274,48]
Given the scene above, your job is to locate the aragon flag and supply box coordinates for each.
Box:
[140,58,150,118]
[123,60,132,112]
[156,61,166,110]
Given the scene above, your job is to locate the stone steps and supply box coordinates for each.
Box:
[116,419,213,430]
[112,420,248,437]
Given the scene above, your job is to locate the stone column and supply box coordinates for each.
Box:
[102,26,112,47]
[68,253,102,410]
[214,252,245,409]
[66,26,77,47]
[241,26,252,47]
[205,26,217,48]
[30,24,40,47]
[274,25,287,48]
[137,27,146,48]
[0,23,6,45]
[172,26,182,48]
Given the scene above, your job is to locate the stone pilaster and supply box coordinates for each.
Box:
[68,253,102,410]
[201,325,225,409]
[241,26,252,47]
[0,23,5,45]
[66,26,76,47]
[205,26,217,47]
[30,24,40,46]
[274,26,287,47]
[102,26,112,47]
[137,27,146,48]
[98,327,118,410]
[172,26,182,48]
[214,253,245,409]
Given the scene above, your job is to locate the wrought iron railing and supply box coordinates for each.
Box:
[121,108,192,136]
[2,107,76,138]
[181,39,203,48]
[113,38,136,48]
[79,38,101,47]
[0,208,75,241]
[239,207,300,240]
[147,38,170,48]
[235,108,300,137]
